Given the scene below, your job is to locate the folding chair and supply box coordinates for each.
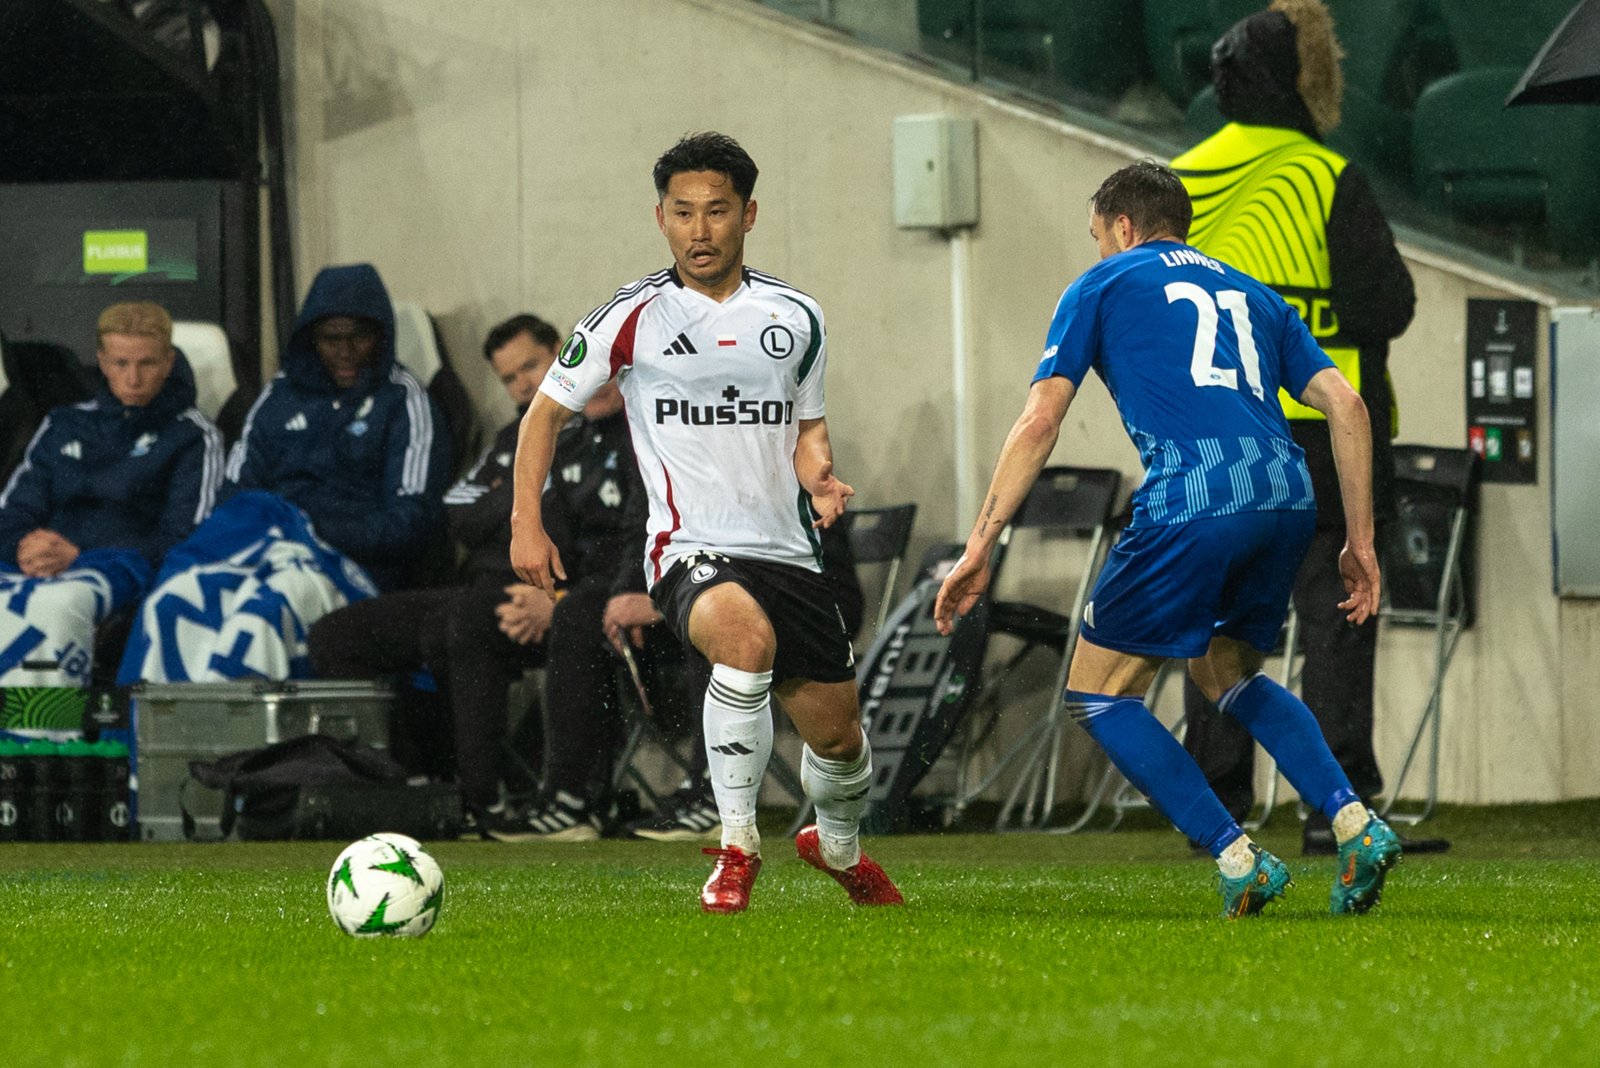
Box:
[608,643,703,815]
[1377,444,1478,824]
[941,466,1122,831]
[840,503,919,642]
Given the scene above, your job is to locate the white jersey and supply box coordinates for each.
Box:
[539,266,829,587]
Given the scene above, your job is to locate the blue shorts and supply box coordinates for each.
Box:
[1081,510,1316,659]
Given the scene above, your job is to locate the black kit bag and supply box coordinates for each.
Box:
[182,734,459,841]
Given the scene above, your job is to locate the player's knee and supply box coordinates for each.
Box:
[1187,661,1230,705]
[808,720,864,762]
[698,620,775,672]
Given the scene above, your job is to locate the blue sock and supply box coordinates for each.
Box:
[1217,673,1360,820]
[1065,689,1242,857]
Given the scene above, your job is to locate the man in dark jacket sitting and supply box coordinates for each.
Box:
[119,265,451,682]
[0,301,222,689]
[308,313,569,820]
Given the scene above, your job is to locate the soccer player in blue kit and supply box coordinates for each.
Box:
[935,160,1403,917]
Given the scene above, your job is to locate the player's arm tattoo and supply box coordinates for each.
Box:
[974,493,1000,540]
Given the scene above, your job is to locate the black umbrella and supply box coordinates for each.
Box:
[1506,0,1600,106]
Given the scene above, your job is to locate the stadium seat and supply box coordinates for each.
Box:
[1378,444,1479,824]
[942,466,1122,831]
[392,301,479,475]
[0,337,93,486]
[918,0,1146,99]
[1411,67,1600,259]
[1143,0,1261,106]
[1433,0,1578,70]
[171,320,236,424]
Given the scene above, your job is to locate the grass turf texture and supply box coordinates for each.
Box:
[4,801,1599,1066]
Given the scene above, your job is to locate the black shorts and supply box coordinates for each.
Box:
[650,552,856,685]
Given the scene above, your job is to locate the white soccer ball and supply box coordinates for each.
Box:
[326,832,444,938]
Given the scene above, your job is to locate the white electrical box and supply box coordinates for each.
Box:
[892,115,978,230]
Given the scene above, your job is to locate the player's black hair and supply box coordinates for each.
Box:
[482,313,561,362]
[1090,160,1193,242]
[652,132,759,204]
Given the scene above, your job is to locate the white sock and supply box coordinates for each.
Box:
[703,663,773,855]
[1217,834,1257,878]
[800,741,871,870]
[1332,801,1371,844]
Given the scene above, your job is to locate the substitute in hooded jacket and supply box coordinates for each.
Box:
[0,301,223,687]
[223,264,450,591]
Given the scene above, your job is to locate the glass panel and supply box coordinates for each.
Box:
[750,0,1600,295]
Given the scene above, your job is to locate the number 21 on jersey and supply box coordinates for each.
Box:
[1165,282,1264,402]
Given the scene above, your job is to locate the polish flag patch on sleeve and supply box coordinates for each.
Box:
[717,335,737,347]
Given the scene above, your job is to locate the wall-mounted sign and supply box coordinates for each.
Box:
[1465,298,1538,485]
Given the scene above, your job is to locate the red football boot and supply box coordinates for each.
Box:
[700,846,762,913]
[795,825,904,906]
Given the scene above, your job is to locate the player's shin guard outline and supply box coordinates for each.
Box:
[703,663,773,842]
[801,739,871,869]
[1217,671,1359,819]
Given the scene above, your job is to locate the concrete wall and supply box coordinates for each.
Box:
[267,0,1599,804]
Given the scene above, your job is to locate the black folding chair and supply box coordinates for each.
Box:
[942,466,1122,831]
[840,504,919,643]
[1378,444,1478,824]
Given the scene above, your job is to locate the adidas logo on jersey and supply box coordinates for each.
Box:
[284,413,309,431]
[663,333,698,356]
[60,440,83,460]
[130,432,157,457]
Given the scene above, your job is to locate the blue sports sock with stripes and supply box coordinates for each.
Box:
[1217,672,1360,820]
[1065,689,1242,856]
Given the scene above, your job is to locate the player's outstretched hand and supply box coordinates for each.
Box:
[1337,540,1382,624]
[509,521,566,602]
[934,551,990,636]
[807,461,854,529]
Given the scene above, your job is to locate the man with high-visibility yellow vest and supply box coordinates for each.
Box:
[1170,0,1446,855]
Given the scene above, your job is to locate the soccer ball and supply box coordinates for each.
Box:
[326,832,444,938]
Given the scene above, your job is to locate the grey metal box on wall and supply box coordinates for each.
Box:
[132,681,394,842]
[1553,306,1600,596]
[892,115,978,229]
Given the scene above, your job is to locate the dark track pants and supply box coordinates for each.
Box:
[308,583,542,809]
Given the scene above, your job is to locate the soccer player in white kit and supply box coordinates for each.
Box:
[511,132,902,913]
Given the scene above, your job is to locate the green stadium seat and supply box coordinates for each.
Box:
[1327,85,1411,180]
[1412,67,1600,259]
[1433,0,1577,69]
[919,0,1146,99]
[1143,0,1261,106]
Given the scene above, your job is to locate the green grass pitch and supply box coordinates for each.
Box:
[4,802,1599,1066]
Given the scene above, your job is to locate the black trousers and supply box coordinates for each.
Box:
[308,582,543,809]
[1182,525,1385,826]
[541,579,692,805]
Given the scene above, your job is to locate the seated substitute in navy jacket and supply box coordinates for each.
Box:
[0,301,222,689]
[118,265,451,683]
[308,313,565,812]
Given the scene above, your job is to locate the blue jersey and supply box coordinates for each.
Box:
[1034,240,1334,529]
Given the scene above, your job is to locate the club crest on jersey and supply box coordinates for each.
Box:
[760,324,794,359]
[690,562,718,583]
[654,384,793,427]
[558,334,587,368]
